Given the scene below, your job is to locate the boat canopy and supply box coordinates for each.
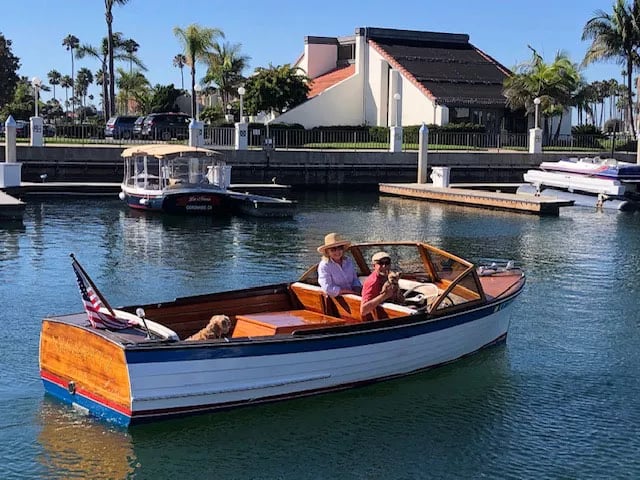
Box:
[121,145,221,158]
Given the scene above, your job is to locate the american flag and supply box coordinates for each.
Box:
[71,257,130,330]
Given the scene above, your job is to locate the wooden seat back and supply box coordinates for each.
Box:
[289,282,330,314]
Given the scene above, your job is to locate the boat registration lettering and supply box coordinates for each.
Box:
[186,204,213,211]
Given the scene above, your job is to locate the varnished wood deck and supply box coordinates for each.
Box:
[379,183,574,215]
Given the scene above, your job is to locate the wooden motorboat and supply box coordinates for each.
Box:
[118,145,295,217]
[40,242,525,426]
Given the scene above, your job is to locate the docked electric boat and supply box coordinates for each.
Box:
[118,145,295,217]
[40,242,525,426]
[518,156,640,211]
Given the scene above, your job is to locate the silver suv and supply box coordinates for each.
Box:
[105,116,138,139]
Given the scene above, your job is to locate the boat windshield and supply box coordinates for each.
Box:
[123,154,230,190]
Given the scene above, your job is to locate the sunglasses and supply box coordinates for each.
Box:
[328,246,344,252]
[375,259,391,266]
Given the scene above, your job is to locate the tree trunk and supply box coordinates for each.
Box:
[626,58,636,137]
[191,63,196,119]
[107,10,115,119]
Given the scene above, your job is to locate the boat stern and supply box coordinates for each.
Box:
[39,316,133,426]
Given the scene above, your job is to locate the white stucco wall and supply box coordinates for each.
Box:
[300,43,338,79]
[364,47,386,126]
[272,74,363,128]
[529,108,572,136]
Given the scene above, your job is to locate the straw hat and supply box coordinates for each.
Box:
[317,232,351,254]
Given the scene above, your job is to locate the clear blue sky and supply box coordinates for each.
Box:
[2,0,624,103]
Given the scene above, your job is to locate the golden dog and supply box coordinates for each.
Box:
[186,315,231,341]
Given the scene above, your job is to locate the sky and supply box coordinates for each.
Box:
[1,0,625,105]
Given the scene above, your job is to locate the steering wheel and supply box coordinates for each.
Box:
[403,284,423,299]
[402,286,429,308]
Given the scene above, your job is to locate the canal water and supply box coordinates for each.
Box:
[1,191,639,479]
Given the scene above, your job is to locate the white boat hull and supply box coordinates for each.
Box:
[126,305,510,417]
[523,170,626,196]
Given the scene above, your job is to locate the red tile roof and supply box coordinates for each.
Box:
[307,65,355,98]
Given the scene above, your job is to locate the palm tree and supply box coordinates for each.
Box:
[95,68,106,114]
[62,34,79,121]
[572,83,596,125]
[77,34,144,120]
[105,0,130,119]
[503,46,582,140]
[173,53,187,91]
[75,67,94,121]
[173,24,224,118]
[60,75,73,120]
[47,69,61,102]
[116,68,150,113]
[582,0,640,136]
[122,38,143,74]
[203,41,250,109]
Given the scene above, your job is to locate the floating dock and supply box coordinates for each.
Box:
[379,183,574,215]
[0,190,25,220]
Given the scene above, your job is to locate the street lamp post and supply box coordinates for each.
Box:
[31,76,42,117]
[238,86,246,122]
[194,84,202,121]
[533,97,541,129]
[393,93,401,127]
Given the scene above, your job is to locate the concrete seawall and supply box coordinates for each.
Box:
[1,146,635,187]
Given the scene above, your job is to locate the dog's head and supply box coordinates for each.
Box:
[387,271,400,285]
[208,315,230,337]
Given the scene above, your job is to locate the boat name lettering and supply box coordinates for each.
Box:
[188,196,212,203]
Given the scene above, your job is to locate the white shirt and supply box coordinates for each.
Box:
[318,256,361,297]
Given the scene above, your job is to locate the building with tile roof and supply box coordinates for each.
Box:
[274,27,569,135]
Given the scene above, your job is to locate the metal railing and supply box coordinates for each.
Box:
[3,125,637,154]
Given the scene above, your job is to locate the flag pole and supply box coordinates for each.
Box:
[70,253,116,316]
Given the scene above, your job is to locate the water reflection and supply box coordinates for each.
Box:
[34,345,510,479]
[37,399,135,479]
[0,220,25,261]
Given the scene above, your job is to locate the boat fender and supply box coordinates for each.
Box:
[68,381,76,395]
[118,191,125,201]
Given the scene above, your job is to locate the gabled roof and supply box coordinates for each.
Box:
[307,64,356,98]
[365,28,511,108]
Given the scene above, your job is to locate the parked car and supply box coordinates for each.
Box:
[105,115,138,139]
[43,124,56,137]
[141,113,191,140]
[133,116,146,139]
[15,120,29,138]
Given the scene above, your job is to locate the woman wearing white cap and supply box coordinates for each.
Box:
[317,233,362,297]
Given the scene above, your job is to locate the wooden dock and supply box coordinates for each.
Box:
[379,183,574,215]
[0,190,25,220]
[8,182,121,196]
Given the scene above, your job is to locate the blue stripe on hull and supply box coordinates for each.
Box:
[42,378,131,426]
[126,298,514,364]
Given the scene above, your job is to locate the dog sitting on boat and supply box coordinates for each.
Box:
[381,271,403,303]
[186,315,231,341]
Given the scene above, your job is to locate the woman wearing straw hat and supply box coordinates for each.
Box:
[317,233,362,297]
